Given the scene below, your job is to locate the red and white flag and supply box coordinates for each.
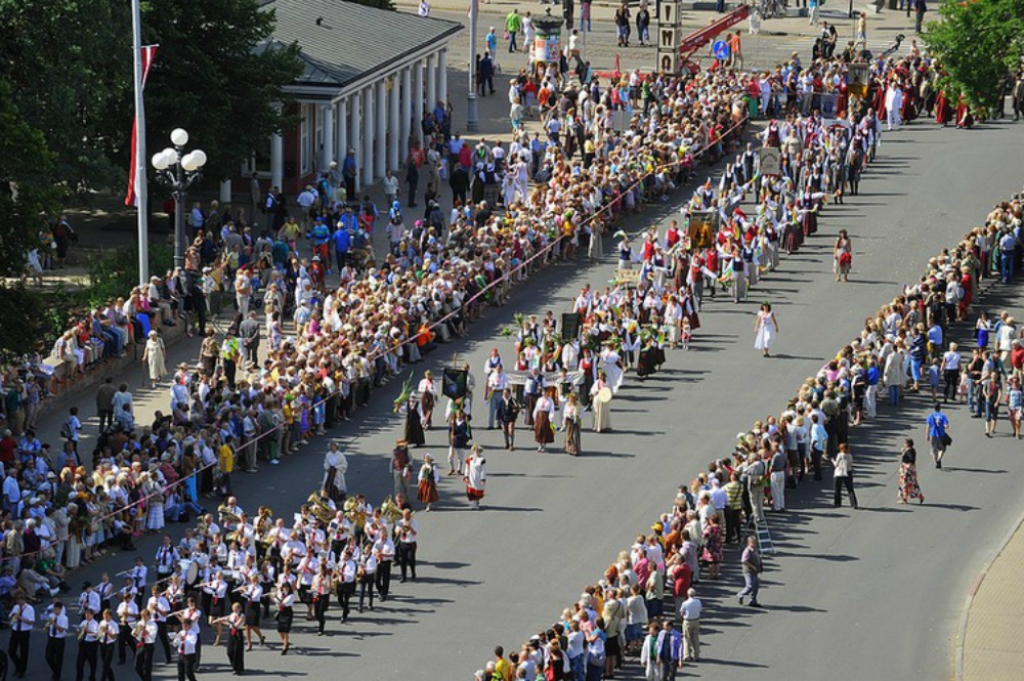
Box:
[125,45,158,207]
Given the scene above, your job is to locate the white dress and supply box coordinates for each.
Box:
[600,349,624,394]
[754,311,776,351]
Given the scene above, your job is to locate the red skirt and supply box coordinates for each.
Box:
[418,479,439,504]
[466,486,485,501]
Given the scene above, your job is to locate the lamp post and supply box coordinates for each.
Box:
[151,128,207,271]
[467,0,479,132]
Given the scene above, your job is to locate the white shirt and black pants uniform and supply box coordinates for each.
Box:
[99,620,118,681]
[45,611,69,681]
[175,630,199,681]
[9,602,35,678]
[75,619,100,681]
[337,561,357,623]
[147,595,173,664]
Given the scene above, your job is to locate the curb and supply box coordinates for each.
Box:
[954,509,1024,681]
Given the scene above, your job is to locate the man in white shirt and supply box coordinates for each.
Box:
[45,600,69,681]
[147,585,173,664]
[679,588,702,661]
[116,591,140,664]
[174,618,200,681]
[9,594,36,677]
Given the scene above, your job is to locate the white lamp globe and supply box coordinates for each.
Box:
[170,128,189,146]
[151,152,169,170]
[191,149,207,168]
[161,148,179,166]
[181,153,198,172]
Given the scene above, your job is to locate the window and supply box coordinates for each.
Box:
[300,104,311,175]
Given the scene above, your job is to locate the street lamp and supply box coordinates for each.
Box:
[152,128,207,270]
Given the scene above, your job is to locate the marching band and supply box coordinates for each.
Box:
[6,488,418,679]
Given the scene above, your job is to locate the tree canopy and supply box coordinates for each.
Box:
[924,0,1024,110]
[141,0,303,186]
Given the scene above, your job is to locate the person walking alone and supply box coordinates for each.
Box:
[897,438,925,504]
[736,536,762,608]
[505,9,521,52]
[831,443,859,509]
[926,402,951,468]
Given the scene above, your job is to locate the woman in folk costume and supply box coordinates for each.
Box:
[322,440,349,504]
[590,370,613,433]
[141,330,167,389]
[563,392,582,456]
[955,93,974,129]
[416,454,440,511]
[403,393,426,447]
[446,402,471,476]
[417,370,439,429]
[578,347,597,408]
[754,302,781,358]
[599,340,625,393]
[463,445,487,509]
[934,89,953,125]
[532,387,556,452]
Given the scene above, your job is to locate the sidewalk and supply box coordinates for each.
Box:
[960,514,1024,681]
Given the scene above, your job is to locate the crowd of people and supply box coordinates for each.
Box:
[0,9,1012,680]
[469,170,1024,681]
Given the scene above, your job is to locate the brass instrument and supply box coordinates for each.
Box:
[343,497,367,528]
[380,496,404,524]
[307,492,335,525]
[217,504,242,528]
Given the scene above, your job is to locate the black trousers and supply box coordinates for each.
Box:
[338,583,355,622]
[724,507,742,543]
[313,594,329,634]
[397,542,417,581]
[177,653,198,681]
[46,635,66,680]
[100,642,115,681]
[134,643,154,681]
[833,475,858,508]
[376,561,392,599]
[156,621,172,663]
[118,625,136,663]
[358,574,375,610]
[9,630,30,676]
[75,639,98,681]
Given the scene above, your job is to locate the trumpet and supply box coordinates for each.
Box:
[380,495,404,524]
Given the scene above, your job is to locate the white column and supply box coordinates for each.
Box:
[413,60,424,145]
[219,179,232,204]
[375,80,386,178]
[400,67,412,157]
[363,87,375,187]
[270,129,284,190]
[337,97,348,170]
[438,49,448,108]
[322,103,334,172]
[350,91,361,194]
[388,76,400,172]
[426,53,437,115]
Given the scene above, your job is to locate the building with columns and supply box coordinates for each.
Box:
[240,0,461,198]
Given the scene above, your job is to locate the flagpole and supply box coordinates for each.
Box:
[131,0,149,285]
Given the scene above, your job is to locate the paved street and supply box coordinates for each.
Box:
[23,116,1024,681]
[14,6,1024,681]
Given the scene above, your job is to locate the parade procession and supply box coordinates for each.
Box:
[2,0,1024,680]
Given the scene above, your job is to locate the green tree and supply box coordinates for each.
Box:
[924,0,1024,110]
[142,0,303,187]
[0,77,61,356]
[0,0,132,196]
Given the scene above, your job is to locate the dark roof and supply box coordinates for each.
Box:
[262,0,463,90]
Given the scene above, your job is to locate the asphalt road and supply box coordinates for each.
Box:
[22,115,1024,681]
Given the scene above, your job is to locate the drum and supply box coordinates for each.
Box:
[180,559,200,587]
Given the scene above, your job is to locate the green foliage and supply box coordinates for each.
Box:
[0,0,131,196]
[924,0,1024,110]
[0,78,60,278]
[141,0,304,186]
[85,244,174,307]
[0,284,51,356]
